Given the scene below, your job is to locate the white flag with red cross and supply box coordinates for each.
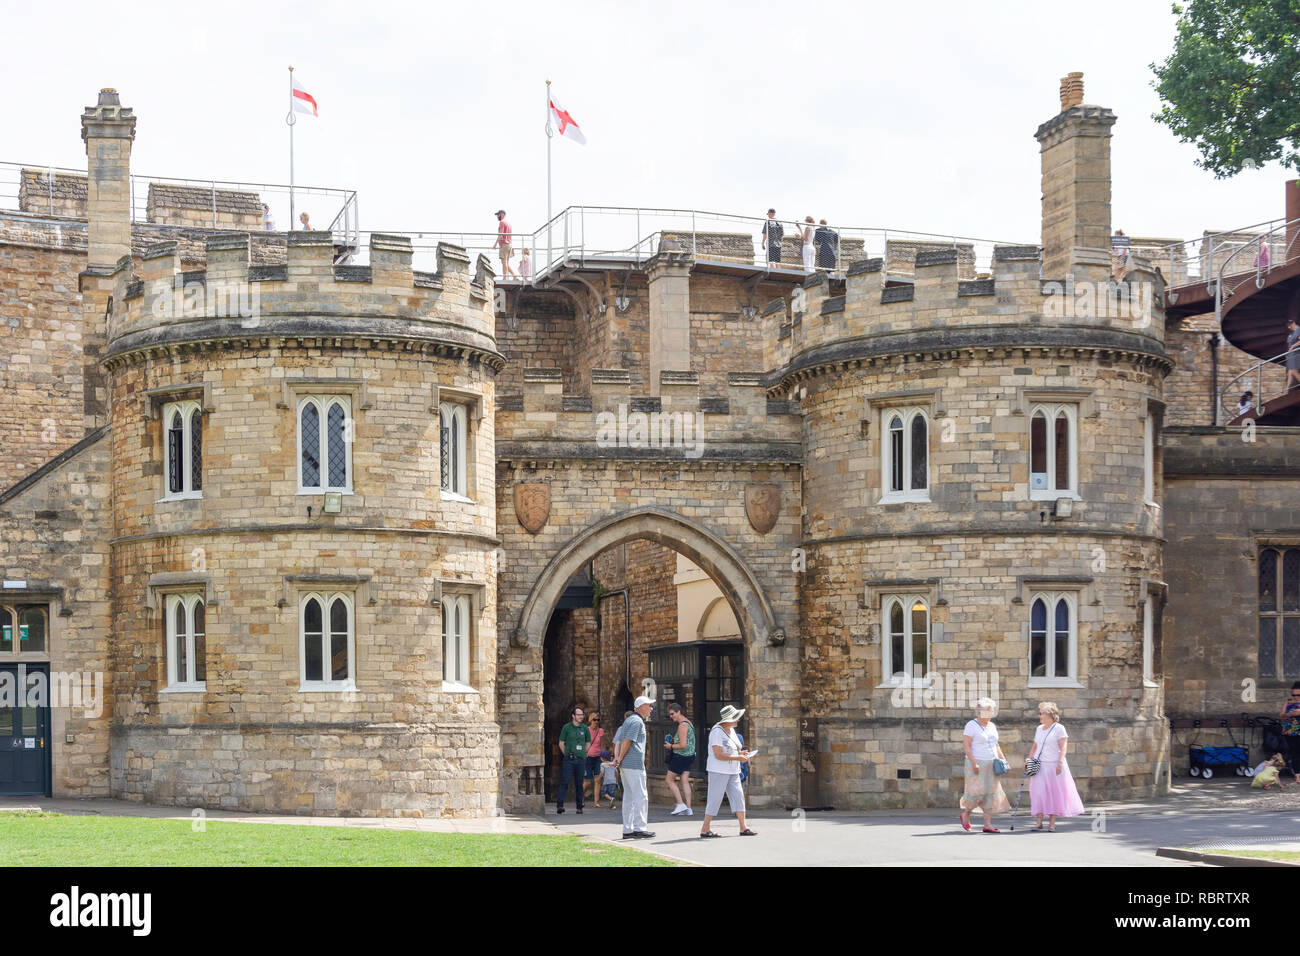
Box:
[292,76,318,117]
[549,93,585,145]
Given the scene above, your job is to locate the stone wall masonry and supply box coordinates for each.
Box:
[0,434,114,798]
[145,183,264,231]
[112,723,499,816]
[1163,426,1300,717]
[1164,313,1268,426]
[796,352,1166,542]
[0,243,88,490]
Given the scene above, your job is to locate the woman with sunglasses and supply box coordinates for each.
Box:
[586,712,608,807]
[1279,683,1300,783]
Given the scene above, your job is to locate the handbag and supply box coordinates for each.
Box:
[1025,724,1062,776]
[975,720,1008,774]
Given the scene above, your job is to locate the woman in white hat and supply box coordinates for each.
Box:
[699,704,756,838]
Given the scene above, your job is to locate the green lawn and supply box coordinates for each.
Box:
[1203,849,1300,863]
[0,812,677,866]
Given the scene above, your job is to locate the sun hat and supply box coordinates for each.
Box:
[718,704,745,723]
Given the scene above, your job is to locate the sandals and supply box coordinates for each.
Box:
[982,826,1000,833]
[699,831,721,838]
[739,828,758,836]
[959,812,972,832]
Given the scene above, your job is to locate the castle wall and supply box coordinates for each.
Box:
[1162,427,1300,735]
[0,435,114,798]
[0,233,88,490]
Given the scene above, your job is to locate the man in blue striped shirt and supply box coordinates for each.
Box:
[612,695,656,839]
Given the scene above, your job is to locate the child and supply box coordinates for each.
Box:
[1252,753,1286,789]
[599,751,619,808]
[519,248,532,280]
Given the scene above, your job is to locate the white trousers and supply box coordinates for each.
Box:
[620,768,648,833]
[705,771,745,817]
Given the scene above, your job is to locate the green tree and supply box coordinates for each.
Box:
[1151,0,1300,176]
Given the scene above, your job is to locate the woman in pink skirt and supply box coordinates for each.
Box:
[1026,701,1084,831]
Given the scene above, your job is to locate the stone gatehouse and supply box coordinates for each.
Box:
[0,75,1292,816]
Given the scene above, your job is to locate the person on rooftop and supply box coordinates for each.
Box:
[798,216,815,271]
[494,209,518,278]
[299,211,312,231]
[761,209,783,269]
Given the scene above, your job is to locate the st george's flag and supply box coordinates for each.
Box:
[548,93,585,144]
[292,76,318,117]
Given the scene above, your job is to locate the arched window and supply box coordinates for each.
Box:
[1029,404,1077,498]
[880,408,929,501]
[300,592,354,688]
[440,402,468,498]
[162,400,202,498]
[442,594,472,687]
[882,594,929,683]
[1259,547,1300,678]
[164,593,206,689]
[298,396,352,492]
[1029,592,1076,684]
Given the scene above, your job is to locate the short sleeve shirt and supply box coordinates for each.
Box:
[964,719,999,760]
[617,714,647,770]
[1034,722,1067,761]
[559,722,590,758]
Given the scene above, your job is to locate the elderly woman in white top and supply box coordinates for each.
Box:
[960,696,1010,832]
[1026,701,1085,831]
[699,705,756,838]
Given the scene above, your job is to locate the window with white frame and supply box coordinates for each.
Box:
[1029,403,1077,498]
[880,408,929,502]
[442,593,472,688]
[440,401,469,498]
[298,396,352,493]
[882,594,930,683]
[300,592,355,689]
[162,400,202,499]
[164,593,206,690]
[1143,414,1157,505]
[1029,591,1077,684]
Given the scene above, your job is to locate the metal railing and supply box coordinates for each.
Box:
[1221,349,1295,422]
[1156,217,1292,290]
[362,206,1028,281]
[0,160,359,252]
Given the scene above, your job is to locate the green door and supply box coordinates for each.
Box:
[0,665,51,796]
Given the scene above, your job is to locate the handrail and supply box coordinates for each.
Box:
[1221,348,1296,421]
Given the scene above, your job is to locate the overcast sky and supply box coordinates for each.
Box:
[4,0,1292,247]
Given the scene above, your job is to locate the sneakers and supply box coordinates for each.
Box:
[685,807,694,816]
[631,830,656,839]
[556,806,565,814]
[670,803,688,815]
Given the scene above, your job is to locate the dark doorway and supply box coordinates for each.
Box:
[0,664,51,796]
[647,641,745,776]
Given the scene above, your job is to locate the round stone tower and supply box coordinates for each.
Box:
[778,75,1170,806]
[101,227,504,816]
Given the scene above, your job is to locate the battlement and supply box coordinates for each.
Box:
[496,367,802,455]
[103,231,500,368]
[767,243,1166,380]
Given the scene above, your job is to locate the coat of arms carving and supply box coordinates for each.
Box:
[744,483,781,535]
[514,482,551,534]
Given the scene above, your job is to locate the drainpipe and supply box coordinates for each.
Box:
[1209,333,1219,426]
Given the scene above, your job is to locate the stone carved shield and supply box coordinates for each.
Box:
[514,483,551,534]
[744,483,781,535]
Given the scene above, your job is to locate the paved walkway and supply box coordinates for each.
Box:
[4,777,1299,866]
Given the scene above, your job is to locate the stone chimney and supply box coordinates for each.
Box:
[1035,73,1116,279]
[81,88,136,271]
[79,88,136,433]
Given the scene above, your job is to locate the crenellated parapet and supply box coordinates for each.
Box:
[102,231,501,371]
[496,367,801,461]
[770,244,1168,393]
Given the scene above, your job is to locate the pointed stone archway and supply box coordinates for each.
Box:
[511,507,784,650]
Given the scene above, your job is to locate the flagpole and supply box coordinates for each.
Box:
[288,65,297,231]
[545,79,553,271]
